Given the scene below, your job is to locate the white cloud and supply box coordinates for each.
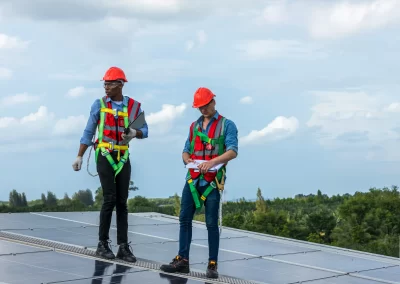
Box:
[306,90,400,161]
[384,102,400,113]
[66,86,85,98]
[240,116,299,146]
[185,30,207,51]
[53,115,87,136]
[66,86,103,98]
[262,1,288,24]
[0,93,40,107]
[0,106,55,142]
[0,106,86,145]
[20,106,54,124]
[0,117,16,128]
[0,33,29,49]
[146,103,186,134]
[0,67,12,79]
[186,40,195,51]
[309,0,400,39]
[236,40,324,60]
[239,96,254,104]
[197,30,207,44]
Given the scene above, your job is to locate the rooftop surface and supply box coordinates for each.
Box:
[0,211,399,284]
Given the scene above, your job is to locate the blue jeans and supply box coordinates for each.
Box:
[178,181,221,262]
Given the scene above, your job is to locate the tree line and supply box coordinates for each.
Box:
[1,184,399,258]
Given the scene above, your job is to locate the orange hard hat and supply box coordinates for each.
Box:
[192,87,215,108]
[102,66,128,82]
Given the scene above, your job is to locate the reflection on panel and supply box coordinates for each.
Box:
[355,265,400,283]
[191,257,341,284]
[274,250,394,273]
[0,239,51,255]
[0,249,144,284]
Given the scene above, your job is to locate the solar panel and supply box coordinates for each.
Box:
[0,211,398,284]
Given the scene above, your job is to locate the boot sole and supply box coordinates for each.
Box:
[116,256,137,263]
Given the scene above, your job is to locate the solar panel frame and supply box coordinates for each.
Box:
[0,211,398,284]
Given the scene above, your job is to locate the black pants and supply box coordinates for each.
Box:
[96,151,131,245]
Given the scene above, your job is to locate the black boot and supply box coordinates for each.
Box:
[96,240,115,259]
[206,260,218,279]
[116,242,136,263]
[160,255,190,273]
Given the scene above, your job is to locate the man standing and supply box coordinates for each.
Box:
[160,87,238,278]
[72,67,148,263]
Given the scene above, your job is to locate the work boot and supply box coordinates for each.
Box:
[116,242,136,263]
[96,240,115,259]
[206,260,218,279]
[160,255,190,273]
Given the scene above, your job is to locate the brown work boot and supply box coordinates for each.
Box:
[206,260,218,278]
[160,255,190,273]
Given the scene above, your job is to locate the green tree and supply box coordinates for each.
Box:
[46,191,58,207]
[72,189,94,207]
[174,193,180,216]
[255,187,267,214]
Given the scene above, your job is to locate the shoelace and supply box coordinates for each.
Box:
[208,261,217,270]
[101,240,113,252]
[121,242,134,255]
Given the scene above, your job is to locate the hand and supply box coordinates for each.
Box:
[197,160,216,174]
[72,156,83,171]
[185,158,194,164]
[121,128,137,144]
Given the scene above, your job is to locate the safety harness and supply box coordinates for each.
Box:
[186,116,227,234]
[86,96,140,180]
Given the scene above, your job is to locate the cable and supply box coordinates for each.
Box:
[86,126,98,177]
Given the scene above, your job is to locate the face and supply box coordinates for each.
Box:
[104,81,123,98]
[198,99,216,118]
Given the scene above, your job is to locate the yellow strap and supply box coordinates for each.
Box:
[97,142,128,151]
[215,169,225,191]
[100,108,128,117]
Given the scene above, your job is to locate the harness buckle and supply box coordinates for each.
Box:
[108,141,114,150]
[113,108,118,117]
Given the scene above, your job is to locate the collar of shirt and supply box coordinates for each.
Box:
[105,95,128,106]
[197,110,219,131]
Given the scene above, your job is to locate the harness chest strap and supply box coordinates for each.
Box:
[187,116,227,210]
[95,99,130,178]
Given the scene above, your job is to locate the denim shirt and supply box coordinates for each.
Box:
[183,111,238,186]
[80,96,148,146]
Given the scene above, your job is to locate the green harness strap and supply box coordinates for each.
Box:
[187,118,226,211]
[95,99,130,180]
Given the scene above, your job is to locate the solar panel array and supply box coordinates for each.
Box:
[0,211,399,283]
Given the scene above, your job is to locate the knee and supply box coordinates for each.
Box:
[205,214,218,229]
[103,194,116,208]
[116,200,127,211]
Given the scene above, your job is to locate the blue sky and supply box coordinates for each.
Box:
[1,0,400,202]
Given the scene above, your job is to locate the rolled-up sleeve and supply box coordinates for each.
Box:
[137,108,149,139]
[80,99,100,146]
[224,119,238,155]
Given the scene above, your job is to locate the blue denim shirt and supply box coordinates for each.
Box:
[80,96,148,146]
[183,111,238,186]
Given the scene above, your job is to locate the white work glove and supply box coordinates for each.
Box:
[121,128,137,144]
[72,156,83,171]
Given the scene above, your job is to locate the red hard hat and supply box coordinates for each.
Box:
[192,87,215,108]
[102,67,128,82]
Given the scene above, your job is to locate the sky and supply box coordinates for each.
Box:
[1,0,400,202]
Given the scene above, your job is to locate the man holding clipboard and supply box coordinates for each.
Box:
[160,87,238,279]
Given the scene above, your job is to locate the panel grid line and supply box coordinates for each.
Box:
[0,231,264,284]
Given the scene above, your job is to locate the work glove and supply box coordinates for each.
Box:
[72,156,83,171]
[121,128,137,144]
